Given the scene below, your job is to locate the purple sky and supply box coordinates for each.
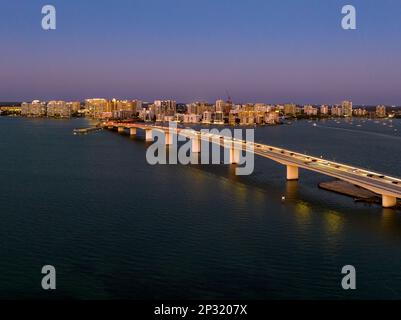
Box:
[1,0,401,104]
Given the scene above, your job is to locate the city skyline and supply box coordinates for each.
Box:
[2,0,401,104]
[4,97,400,107]
[9,98,397,125]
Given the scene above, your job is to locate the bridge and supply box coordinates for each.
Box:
[102,121,401,208]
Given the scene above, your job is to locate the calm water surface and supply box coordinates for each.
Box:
[0,117,401,299]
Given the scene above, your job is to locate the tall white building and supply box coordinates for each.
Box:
[342,100,353,117]
[303,105,317,116]
[154,100,176,116]
[47,101,71,118]
[21,100,47,117]
[320,105,329,115]
[376,105,386,118]
[215,99,225,112]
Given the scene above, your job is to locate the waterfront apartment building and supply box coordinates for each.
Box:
[138,107,155,122]
[214,111,224,124]
[303,105,318,116]
[376,105,387,118]
[264,111,280,125]
[67,102,81,114]
[342,100,353,117]
[85,99,110,119]
[284,104,297,116]
[21,100,47,117]
[21,100,80,118]
[85,98,142,119]
[186,102,213,115]
[331,105,343,117]
[320,105,329,115]
[254,104,273,113]
[182,113,202,123]
[229,110,238,125]
[47,101,71,118]
[215,99,225,112]
[111,99,142,119]
[202,111,213,124]
[215,99,232,115]
[154,100,176,117]
[354,108,368,117]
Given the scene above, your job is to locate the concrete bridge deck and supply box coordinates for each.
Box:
[103,122,401,208]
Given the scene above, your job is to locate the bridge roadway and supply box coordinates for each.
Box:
[104,122,401,208]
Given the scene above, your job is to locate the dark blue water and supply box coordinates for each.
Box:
[1,117,401,299]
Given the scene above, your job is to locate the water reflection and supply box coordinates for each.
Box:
[285,180,298,200]
[294,201,312,223]
[380,208,400,234]
[324,210,344,235]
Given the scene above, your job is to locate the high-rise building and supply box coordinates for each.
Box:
[154,100,177,116]
[47,101,71,118]
[67,102,81,114]
[303,105,318,116]
[284,104,297,116]
[215,99,225,112]
[85,99,110,119]
[331,105,343,117]
[353,108,367,117]
[134,100,143,113]
[320,105,329,115]
[202,111,213,124]
[376,105,386,118]
[21,100,47,117]
[342,100,353,117]
[254,104,273,113]
[264,111,280,125]
[214,111,224,124]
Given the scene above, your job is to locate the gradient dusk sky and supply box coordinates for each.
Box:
[1,0,401,104]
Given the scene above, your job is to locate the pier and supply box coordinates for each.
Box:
[73,127,102,135]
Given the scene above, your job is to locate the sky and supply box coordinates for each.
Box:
[1,0,401,104]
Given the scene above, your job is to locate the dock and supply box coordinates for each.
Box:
[73,127,102,135]
[319,180,379,201]
[319,179,400,208]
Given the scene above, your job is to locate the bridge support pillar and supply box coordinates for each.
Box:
[191,136,200,153]
[118,126,125,134]
[130,128,137,136]
[229,146,241,164]
[286,165,299,181]
[382,195,397,208]
[165,132,173,145]
[145,129,153,142]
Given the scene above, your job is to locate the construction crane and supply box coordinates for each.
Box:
[225,90,233,105]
